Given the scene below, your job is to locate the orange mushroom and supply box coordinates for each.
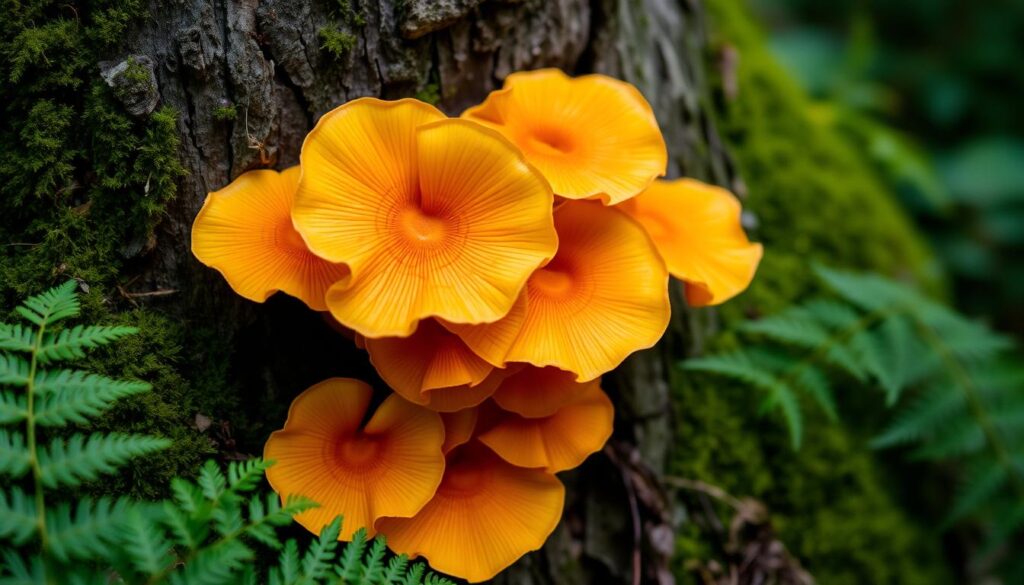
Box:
[463,69,667,204]
[263,378,445,540]
[191,166,349,310]
[618,178,763,306]
[364,319,494,402]
[479,380,614,473]
[492,365,596,418]
[292,98,558,338]
[445,201,670,381]
[376,442,564,583]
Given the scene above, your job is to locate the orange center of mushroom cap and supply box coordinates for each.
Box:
[530,265,575,298]
[334,434,384,469]
[398,207,448,246]
[276,218,311,252]
[438,451,491,496]
[526,126,576,156]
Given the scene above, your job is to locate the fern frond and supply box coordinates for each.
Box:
[170,477,205,514]
[684,351,787,395]
[275,539,300,585]
[303,516,342,579]
[0,351,32,389]
[361,538,388,584]
[14,280,80,327]
[814,265,918,312]
[338,527,370,581]
[161,501,206,549]
[168,539,253,585]
[946,460,1008,527]
[120,506,174,576]
[33,370,150,426]
[871,382,965,448]
[46,498,133,562]
[400,563,425,585]
[382,554,411,584]
[914,303,1014,364]
[35,325,138,364]
[37,432,170,488]
[0,549,45,585]
[198,460,228,501]
[227,458,273,493]
[211,497,244,537]
[0,486,36,545]
[791,366,836,420]
[0,429,30,478]
[909,419,984,460]
[0,390,27,425]
[740,305,831,348]
[0,323,35,354]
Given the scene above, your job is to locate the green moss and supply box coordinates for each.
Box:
[213,104,239,121]
[318,26,357,60]
[668,1,952,584]
[0,1,216,499]
[414,82,441,106]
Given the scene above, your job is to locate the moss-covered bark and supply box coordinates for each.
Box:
[665,2,952,584]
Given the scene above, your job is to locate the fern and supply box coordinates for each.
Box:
[0,282,459,585]
[683,266,1024,573]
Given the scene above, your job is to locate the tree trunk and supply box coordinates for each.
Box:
[106,1,736,583]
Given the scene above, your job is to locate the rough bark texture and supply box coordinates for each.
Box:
[107,1,735,583]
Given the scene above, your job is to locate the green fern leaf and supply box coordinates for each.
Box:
[909,418,984,460]
[120,506,174,576]
[33,370,150,426]
[36,325,138,364]
[380,554,410,584]
[227,459,273,493]
[761,382,803,449]
[161,501,206,549]
[0,390,27,425]
[338,527,370,581]
[276,539,300,585]
[979,500,1024,557]
[741,306,831,348]
[0,486,36,544]
[198,460,228,501]
[170,477,205,514]
[15,280,80,327]
[914,302,1014,364]
[0,353,31,387]
[400,563,425,585]
[46,498,133,562]
[872,382,964,448]
[303,516,342,579]
[0,327,34,356]
[423,574,456,585]
[0,549,45,585]
[168,539,253,585]
[946,460,1008,527]
[361,538,388,584]
[683,351,787,395]
[814,265,918,312]
[791,366,837,420]
[37,432,170,488]
[0,429,30,478]
[212,498,244,537]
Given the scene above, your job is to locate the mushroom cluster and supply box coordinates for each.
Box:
[191,69,762,582]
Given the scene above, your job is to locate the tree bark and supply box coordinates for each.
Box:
[107,1,736,583]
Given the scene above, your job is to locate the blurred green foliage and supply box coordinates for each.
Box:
[671,1,952,583]
[752,0,1024,335]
